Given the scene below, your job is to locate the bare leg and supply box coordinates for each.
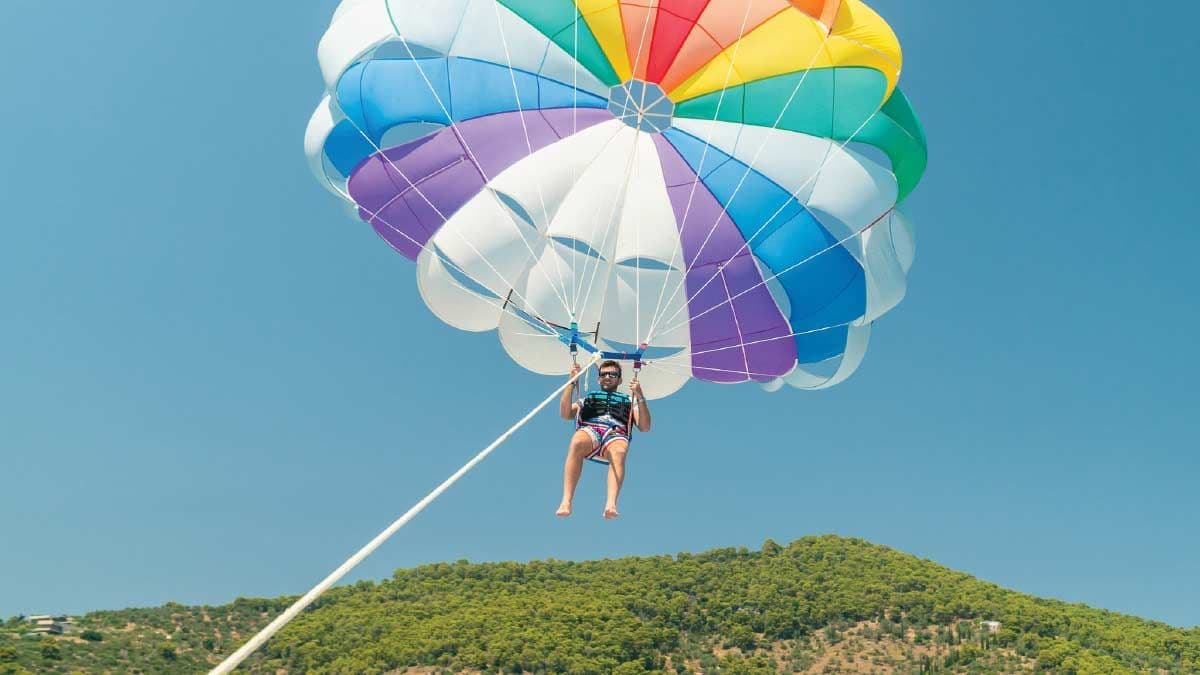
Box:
[603,440,629,520]
[557,430,593,517]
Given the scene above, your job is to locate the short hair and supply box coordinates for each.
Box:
[597,360,622,377]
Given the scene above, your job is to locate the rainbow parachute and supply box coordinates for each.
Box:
[305,0,927,398]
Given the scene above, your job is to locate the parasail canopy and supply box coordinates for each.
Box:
[305,0,927,399]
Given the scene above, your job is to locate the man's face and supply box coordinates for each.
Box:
[597,367,621,392]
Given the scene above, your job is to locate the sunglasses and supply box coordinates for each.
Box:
[597,371,621,379]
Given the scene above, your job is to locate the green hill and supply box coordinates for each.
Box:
[2,536,1197,674]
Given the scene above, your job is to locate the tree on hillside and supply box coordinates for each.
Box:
[42,537,1200,674]
[39,639,61,661]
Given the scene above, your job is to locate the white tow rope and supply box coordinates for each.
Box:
[211,354,600,674]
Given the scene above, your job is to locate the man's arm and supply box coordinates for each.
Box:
[560,364,581,420]
[629,380,651,432]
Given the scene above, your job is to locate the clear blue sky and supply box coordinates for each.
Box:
[3,1,1198,628]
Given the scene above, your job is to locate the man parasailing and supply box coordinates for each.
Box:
[556,360,651,519]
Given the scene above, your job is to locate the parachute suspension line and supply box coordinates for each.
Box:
[644,64,837,348]
[645,56,895,347]
[371,208,558,339]
[570,129,641,320]
[629,2,658,87]
[341,117,563,339]
[489,1,576,312]
[622,0,661,123]
[567,140,625,316]
[379,14,577,318]
[338,131,560,339]
[642,0,761,341]
[550,120,629,316]
[587,322,600,394]
[651,208,894,340]
[649,320,857,364]
[496,289,560,337]
[572,140,637,319]
[645,123,883,345]
[642,19,839,344]
[624,3,658,352]
[569,4,657,326]
[633,117,640,347]
[571,3,580,316]
[645,356,801,383]
[647,46,832,333]
[624,351,645,444]
[210,353,602,675]
[507,330,565,339]
[634,144,642,355]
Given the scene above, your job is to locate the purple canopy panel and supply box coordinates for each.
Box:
[653,136,796,383]
[348,108,613,260]
[540,107,607,138]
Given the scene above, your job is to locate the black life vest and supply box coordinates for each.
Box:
[578,390,632,428]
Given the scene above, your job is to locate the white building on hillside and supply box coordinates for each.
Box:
[27,616,55,634]
[26,615,77,635]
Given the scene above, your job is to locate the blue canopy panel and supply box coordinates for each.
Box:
[662,129,866,364]
[323,56,608,175]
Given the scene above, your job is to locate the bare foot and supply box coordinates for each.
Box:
[603,504,619,520]
[556,502,572,517]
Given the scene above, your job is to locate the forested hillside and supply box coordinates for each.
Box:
[3,536,1197,674]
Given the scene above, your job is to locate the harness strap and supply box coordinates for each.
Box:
[626,343,647,441]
